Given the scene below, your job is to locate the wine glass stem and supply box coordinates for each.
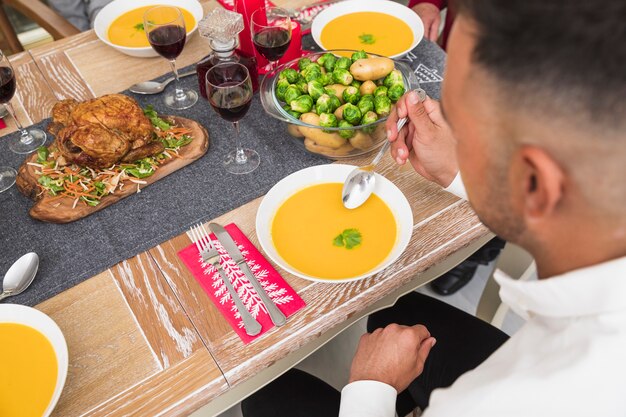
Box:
[169,59,186,102]
[232,121,247,164]
[3,102,32,144]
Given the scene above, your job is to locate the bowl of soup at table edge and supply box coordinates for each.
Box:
[256,164,413,283]
[0,304,68,417]
[311,0,424,59]
[93,0,203,58]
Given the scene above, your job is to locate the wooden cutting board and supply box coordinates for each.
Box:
[16,116,209,224]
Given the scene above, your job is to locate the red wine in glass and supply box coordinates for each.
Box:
[209,85,252,123]
[253,27,291,62]
[143,6,198,110]
[0,67,16,104]
[147,25,186,60]
[206,63,259,174]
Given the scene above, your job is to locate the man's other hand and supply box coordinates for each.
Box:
[348,323,437,393]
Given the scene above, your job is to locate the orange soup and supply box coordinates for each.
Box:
[0,323,58,417]
[320,12,413,57]
[271,183,397,279]
[108,6,196,48]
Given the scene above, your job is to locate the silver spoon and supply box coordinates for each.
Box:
[128,70,196,95]
[0,252,39,302]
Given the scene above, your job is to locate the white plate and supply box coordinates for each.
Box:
[311,0,424,58]
[0,304,68,417]
[256,164,413,283]
[93,0,204,58]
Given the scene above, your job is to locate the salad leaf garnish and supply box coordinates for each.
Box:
[333,228,362,250]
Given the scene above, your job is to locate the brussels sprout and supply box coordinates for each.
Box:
[351,50,368,62]
[374,95,392,116]
[319,72,334,86]
[387,84,406,102]
[361,111,379,133]
[342,103,362,125]
[350,79,363,89]
[357,94,375,114]
[282,104,301,120]
[320,53,337,72]
[335,57,352,70]
[328,94,342,113]
[308,80,325,101]
[319,112,339,133]
[315,94,333,114]
[383,69,403,88]
[284,85,301,105]
[304,67,322,82]
[338,120,356,139]
[291,95,314,113]
[296,79,308,94]
[280,68,300,84]
[374,86,388,97]
[275,79,290,101]
[332,68,354,86]
[298,57,313,71]
[342,86,361,105]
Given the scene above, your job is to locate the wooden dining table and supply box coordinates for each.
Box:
[1,1,492,415]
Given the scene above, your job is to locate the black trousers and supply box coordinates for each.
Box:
[241,292,509,417]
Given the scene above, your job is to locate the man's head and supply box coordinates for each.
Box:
[442,0,626,276]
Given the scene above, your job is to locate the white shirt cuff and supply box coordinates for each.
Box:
[444,172,467,200]
[339,380,397,417]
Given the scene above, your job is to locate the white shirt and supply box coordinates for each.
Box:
[339,174,626,417]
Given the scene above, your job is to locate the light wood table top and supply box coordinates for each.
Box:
[2,2,492,415]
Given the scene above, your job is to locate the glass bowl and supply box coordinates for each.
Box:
[259,49,419,159]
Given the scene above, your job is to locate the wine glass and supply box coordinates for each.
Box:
[0,50,47,154]
[206,63,259,175]
[250,7,292,71]
[144,6,198,110]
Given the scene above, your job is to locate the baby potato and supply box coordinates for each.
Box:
[334,104,347,120]
[304,138,354,156]
[359,80,377,95]
[349,131,375,150]
[370,122,387,142]
[300,113,348,149]
[325,84,348,103]
[287,123,304,138]
[350,57,395,81]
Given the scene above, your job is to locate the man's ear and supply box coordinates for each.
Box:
[511,145,565,222]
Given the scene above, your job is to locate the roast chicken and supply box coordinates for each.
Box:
[49,94,165,168]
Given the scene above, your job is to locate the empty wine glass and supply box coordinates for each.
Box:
[144,6,198,110]
[250,7,292,71]
[206,63,259,175]
[0,50,47,154]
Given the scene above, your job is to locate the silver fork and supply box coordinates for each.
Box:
[190,223,262,337]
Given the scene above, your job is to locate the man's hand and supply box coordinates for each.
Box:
[348,324,437,393]
[412,3,441,42]
[387,91,458,188]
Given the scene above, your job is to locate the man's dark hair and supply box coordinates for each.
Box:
[455,0,626,129]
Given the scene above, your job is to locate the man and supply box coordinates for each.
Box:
[48,0,111,32]
[242,0,626,415]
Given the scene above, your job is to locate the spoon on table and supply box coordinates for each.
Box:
[342,89,427,209]
[0,252,39,302]
[128,70,196,95]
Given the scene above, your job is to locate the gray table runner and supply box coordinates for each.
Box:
[0,38,445,306]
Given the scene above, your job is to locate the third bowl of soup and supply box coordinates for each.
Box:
[256,164,413,282]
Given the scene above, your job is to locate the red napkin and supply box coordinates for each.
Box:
[0,118,6,130]
[178,223,306,343]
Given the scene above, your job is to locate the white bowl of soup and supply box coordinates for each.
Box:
[311,0,424,58]
[94,0,203,58]
[0,304,68,417]
[256,164,413,283]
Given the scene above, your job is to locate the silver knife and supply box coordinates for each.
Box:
[209,223,287,327]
